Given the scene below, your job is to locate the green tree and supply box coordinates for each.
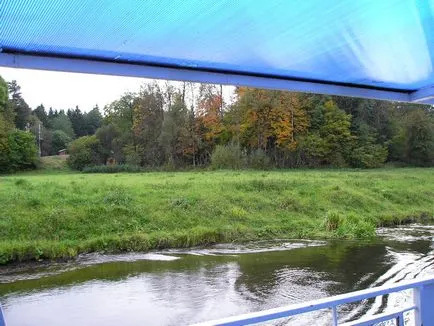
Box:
[33,104,48,126]
[0,76,7,109]
[0,116,9,170]
[159,94,191,167]
[349,123,388,168]
[0,76,14,125]
[67,135,102,170]
[302,100,353,167]
[0,76,13,170]
[4,130,38,172]
[104,93,137,161]
[52,130,72,154]
[84,106,103,135]
[51,112,75,138]
[95,124,122,163]
[405,109,434,166]
[104,93,136,132]
[8,80,31,130]
[67,107,86,137]
[47,107,57,127]
[133,83,164,166]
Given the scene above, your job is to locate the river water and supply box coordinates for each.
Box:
[0,225,433,326]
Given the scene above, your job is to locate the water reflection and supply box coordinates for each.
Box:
[0,225,433,326]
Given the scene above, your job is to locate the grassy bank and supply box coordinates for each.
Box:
[1,169,433,264]
[39,155,69,170]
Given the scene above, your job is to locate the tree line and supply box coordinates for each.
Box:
[0,76,102,172]
[1,75,433,173]
[68,81,434,170]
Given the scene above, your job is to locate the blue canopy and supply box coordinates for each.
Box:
[1,0,434,103]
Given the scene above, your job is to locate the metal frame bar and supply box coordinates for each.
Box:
[0,304,5,326]
[409,85,434,104]
[0,52,413,103]
[192,276,434,326]
[340,306,415,326]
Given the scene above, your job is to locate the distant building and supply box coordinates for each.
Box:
[57,149,67,156]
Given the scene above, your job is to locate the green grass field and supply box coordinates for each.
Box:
[1,168,433,264]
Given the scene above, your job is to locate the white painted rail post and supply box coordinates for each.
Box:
[413,283,434,326]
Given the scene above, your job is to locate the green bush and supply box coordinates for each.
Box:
[350,144,388,168]
[211,144,246,169]
[82,164,142,173]
[248,149,270,169]
[123,145,141,166]
[51,130,72,154]
[67,135,102,170]
[1,130,38,172]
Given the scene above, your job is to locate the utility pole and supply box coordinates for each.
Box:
[38,123,42,157]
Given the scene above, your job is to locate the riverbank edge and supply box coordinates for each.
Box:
[1,213,432,265]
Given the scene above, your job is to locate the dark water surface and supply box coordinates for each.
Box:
[0,225,433,325]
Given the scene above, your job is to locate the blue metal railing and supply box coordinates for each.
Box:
[192,276,434,326]
[0,304,5,326]
[1,276,433,326]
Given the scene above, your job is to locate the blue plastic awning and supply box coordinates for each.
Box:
[1,0,434,103]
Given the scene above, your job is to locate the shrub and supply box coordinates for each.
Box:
[1,129,38,172]
[211,144,246,169]
[67,135,102,170]
[248,149,270,169]
[51,130,72,154]
[123,145,141,166]
[350,144,388,168]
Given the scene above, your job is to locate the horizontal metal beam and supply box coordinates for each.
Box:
[410,85,434,104]
[0,53,412,102]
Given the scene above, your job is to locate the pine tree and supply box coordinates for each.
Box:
[7,80,31,130]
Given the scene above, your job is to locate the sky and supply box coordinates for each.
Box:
[0,67,147,112]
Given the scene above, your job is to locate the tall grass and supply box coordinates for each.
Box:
[0,168,433,264]
[82,164,142,173]
[38,155,69,170]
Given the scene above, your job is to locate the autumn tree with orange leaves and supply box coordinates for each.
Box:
[234,87,309,154]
